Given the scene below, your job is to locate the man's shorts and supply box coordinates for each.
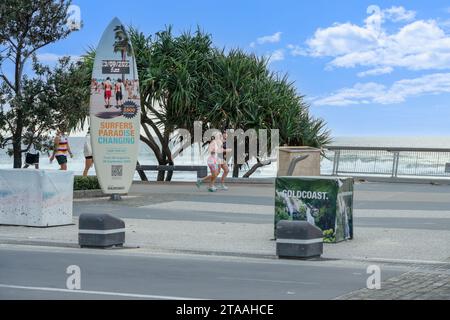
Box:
[207,156,219,174]
[116,92,123,101]
[56,155,67,165]
[25,153,39,165]
[104,90,112,99]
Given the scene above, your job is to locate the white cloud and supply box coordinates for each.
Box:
[37,53,81,63]
[252,32,282,47]
[266,49,285,64]
[384,6,416,22]
[287,44,307,56]
[314,73,450,106]
[357,67,393,77]
[296,6,450,75]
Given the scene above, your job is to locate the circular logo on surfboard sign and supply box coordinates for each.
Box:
[121,100,139,119]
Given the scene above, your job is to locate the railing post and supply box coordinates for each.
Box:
[332,150,341,176]
[391,151,400,178]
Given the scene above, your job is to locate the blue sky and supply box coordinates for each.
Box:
[39,0,450,136]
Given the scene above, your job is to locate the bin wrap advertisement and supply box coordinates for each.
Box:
[275,176,354,243]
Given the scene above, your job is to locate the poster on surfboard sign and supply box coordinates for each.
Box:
[89,17,140,194]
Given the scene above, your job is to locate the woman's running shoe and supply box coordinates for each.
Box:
[207,186,217,192]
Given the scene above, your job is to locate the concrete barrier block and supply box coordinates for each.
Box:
[79,213,125,248]
[276,220,323,258]
[0,169,73,227]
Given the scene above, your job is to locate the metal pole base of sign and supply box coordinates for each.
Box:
[110,194,122,201]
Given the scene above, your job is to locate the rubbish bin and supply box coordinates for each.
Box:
[274,176,354,243]
[277,147,321,176]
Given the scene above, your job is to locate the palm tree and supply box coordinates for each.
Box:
[113,25,133,82]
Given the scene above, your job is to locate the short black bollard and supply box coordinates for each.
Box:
[276,220,323,259]
[78,213,125,248]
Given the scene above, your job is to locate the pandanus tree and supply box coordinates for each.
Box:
[205,49,331,177]
[205,49,272,177]
[97,26,331,181]
[129,26,215,181]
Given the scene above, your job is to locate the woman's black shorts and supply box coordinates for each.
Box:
[56,155,67,165]
[25,153,39,165]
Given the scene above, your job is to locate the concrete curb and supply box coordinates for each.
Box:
[73,189,105,199]
[132,178,275,185]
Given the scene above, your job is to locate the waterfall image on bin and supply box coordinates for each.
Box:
[274,177,354,243]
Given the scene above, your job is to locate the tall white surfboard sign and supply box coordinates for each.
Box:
[90,17,140,195]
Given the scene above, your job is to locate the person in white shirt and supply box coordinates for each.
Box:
[83,129,93,176]
[23,142,40,169]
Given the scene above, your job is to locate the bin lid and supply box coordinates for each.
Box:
[278,146,321,153]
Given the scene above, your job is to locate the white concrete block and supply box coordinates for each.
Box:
[0,169,74,227]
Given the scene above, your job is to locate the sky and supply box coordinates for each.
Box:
[36,0,450,137]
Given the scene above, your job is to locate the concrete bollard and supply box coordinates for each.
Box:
[276,220,323,258]
[78,213,125,248]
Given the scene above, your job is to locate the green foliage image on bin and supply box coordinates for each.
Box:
[274,176,354,243]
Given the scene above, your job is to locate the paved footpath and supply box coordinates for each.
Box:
[1,180,450,299]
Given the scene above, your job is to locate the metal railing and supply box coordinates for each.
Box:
[324,146,450,178]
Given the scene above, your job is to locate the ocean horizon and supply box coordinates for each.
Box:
[1,136,449,181]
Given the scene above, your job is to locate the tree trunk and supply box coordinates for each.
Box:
[232,137,240,177]
[13,50,24,169]
[12,140,22,168]
[157,168,165,181]
[232,159,239,178]
[243,160,271,178]
[165,159,174,182]
[136,161,148,181]
[12,112,23,168]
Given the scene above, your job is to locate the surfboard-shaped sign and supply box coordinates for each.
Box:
[90,17,140,194]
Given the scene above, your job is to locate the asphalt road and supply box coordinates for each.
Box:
[73,182,450,230]
[0,246,403,300]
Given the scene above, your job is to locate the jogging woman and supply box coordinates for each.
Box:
[196,133,221,192]
[50,126,73,171]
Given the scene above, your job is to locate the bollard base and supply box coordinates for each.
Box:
[110,194,122,201]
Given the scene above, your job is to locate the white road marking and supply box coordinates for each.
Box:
[354,257,450,265]
[0,284,205,300]
[217,277,318,286]
[354,209,450,219]
[140,201,273,215]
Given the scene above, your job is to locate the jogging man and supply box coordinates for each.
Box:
[114,78,124,108]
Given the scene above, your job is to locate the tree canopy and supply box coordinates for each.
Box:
[0,0,77,167]
[129,26,331,179]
